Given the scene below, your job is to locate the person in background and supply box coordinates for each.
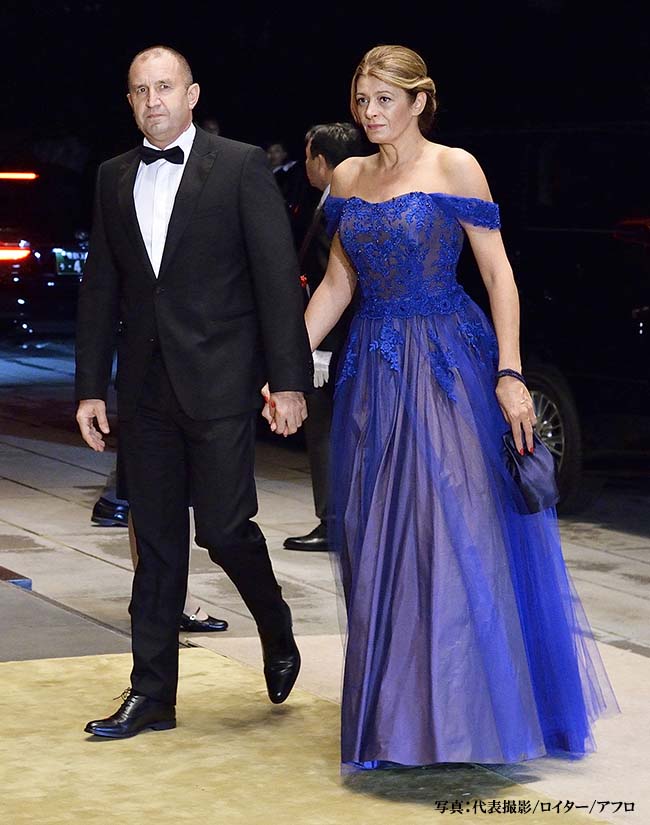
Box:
[267,139,315,247]
[200,116,221,135]
[283,122,365,553]
[91,467,129,527]
[267,140,296,175]
[91,465,228,632]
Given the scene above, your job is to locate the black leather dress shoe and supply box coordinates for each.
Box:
[283,522,329,552]
[261,614,301,704]
[91,497,129,527]
[84,689,176,739]
[179,613,229,633]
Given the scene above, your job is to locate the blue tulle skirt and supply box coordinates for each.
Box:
[329,299,618,768]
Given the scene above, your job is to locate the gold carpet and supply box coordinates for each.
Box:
[0,648,608,825]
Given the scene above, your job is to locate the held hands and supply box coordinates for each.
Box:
[76,399,110,452]
[260,384,307,437]
[496,376,537,455]
[313,350,332,388]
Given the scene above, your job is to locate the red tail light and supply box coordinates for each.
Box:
[0,246,32,261]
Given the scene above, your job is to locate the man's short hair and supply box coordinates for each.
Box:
[305,123,365,169]
[128,45,193,89]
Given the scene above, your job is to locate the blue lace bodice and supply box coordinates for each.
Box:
[323,191,500,319]
[324,192,502,397]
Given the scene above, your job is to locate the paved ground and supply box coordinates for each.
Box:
[1,338,648,658]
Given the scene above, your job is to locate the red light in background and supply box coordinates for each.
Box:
[0,172,39,180]
[0,248,32,261]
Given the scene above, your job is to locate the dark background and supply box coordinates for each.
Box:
[1,0,649,213]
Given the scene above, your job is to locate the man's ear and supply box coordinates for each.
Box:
[188,82,200,110]
[317,154,329,175]
[126,93,134,112]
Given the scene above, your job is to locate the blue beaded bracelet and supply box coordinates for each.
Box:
[496,368,527,387]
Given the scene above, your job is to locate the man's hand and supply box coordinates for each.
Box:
[266,390,307,437]
[76,399,110,451]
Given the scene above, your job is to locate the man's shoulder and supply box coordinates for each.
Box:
[98,147,139,174]
[202,132,264,161]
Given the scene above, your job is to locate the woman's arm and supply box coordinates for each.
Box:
[443,148,536,453]
[305,232,357,351]
[260,164,358,430]
[465,227,522,374]
[304,162,359,350]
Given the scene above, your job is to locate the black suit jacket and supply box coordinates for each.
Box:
[75,127,313,420]
[301,206,355,364]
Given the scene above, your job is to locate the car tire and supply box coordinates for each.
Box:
[525,365,590,514]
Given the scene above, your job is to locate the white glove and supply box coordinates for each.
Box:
[313,350,332,388]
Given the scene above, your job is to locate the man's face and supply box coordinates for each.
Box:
[127,51,200,147]
[304,138,331,191]
[304,139,322,189]
[267,143,288,168]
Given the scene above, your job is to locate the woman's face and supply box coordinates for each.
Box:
[354,75,421,143]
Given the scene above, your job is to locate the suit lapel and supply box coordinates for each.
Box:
[158,127,219,280]
[117,149,156,282]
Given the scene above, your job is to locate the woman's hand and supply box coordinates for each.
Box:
[495,376,537,455]
[260,383,275,427]
[260,384,307,436]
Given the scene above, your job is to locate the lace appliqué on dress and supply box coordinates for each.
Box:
[323,197,346,239]
[458,319,499,365]
[369,319,404,372]
[438,196,501,230]
[427,329,458,401]
[336,331,360,387]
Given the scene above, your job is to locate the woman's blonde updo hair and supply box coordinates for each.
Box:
[350,45,438,135]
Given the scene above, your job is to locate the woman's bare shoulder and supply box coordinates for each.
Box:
[436,145,492,200]
[330,155,375,198]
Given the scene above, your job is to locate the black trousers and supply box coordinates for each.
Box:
[303,382,334,524]
[119,353,289,704]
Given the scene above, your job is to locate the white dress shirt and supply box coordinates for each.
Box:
[317,183,331,210]
[133,122,196,277]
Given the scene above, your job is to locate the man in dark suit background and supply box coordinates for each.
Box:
[266,139,317,249]
[75,45,312,738]
[283,123,365,553]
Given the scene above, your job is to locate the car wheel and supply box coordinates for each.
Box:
[525,366,587,513]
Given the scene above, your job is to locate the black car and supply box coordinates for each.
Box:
[0,164,89,337]
[441,121,650,510]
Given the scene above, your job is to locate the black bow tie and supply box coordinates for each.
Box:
[139,145,184,165]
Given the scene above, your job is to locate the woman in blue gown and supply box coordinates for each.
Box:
[268,44,618,769]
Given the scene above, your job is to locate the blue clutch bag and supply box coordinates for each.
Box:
[502,431,560,514]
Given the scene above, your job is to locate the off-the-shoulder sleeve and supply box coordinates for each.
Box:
[437,195,501,230]
[323,195,346,238]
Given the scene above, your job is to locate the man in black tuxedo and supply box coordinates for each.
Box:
[283,123,365,552]
[75,45,312,738]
